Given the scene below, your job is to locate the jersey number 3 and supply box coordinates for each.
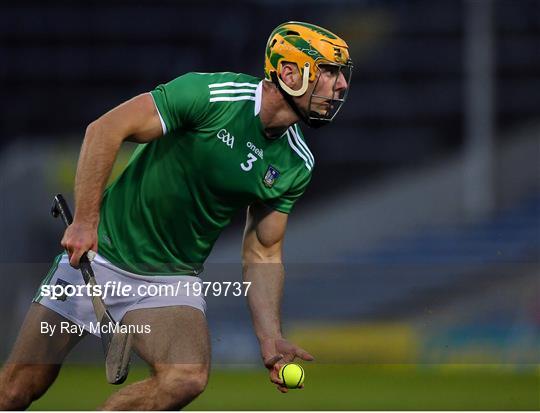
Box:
[240,153,258,172]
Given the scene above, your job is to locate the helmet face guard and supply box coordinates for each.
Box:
[307,60,353,128]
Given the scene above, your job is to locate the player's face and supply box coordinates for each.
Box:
[309,64,349,115]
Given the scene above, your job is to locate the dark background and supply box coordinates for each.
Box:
[0,1,538,397]
[2,0,539,186]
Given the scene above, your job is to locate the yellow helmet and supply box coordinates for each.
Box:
[264,21,353,127]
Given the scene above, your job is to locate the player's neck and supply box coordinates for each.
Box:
[259,80,300,139]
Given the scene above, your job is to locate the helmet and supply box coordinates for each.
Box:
[264,21,353,127]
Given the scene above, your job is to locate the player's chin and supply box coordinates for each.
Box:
[311,102,330,115]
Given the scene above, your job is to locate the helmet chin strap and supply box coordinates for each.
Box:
[270,64,328,129]
[277,62,310,96]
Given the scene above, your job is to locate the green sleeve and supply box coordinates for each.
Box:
[150,72,210,133]
[266,168,313,214]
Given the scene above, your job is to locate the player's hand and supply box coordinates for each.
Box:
[260,337,314,393]
[61,222,98,268]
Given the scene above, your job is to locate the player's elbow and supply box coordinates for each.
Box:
[84,119,99,138]
[242,244,282,265]
[84,115,128,145]
[84,119,113,142]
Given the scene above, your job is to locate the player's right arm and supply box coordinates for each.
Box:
[62,93,163,267]
[242,202,314,392]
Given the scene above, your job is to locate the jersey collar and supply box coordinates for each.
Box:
[255,80,290,141]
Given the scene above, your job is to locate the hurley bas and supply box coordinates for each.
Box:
[40,321,151,337]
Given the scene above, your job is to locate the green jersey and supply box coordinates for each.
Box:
[97,72,314,275]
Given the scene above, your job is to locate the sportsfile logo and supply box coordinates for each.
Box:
[216,128,235,148]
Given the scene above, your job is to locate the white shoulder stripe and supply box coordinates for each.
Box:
[209,89,257,95]
[209,96,256,102]
[208,82,258,88]
[290,125,314,166]
[149,92,167,135]
[287,131,312,171]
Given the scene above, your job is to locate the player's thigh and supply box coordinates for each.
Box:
[6,302,86,364]
[123,305,210,367]
[1,302,86,393]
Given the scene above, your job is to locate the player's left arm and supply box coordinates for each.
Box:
[242,202,314,393]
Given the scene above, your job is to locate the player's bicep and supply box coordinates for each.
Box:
[242,203,288,263]
[97,93,163,144]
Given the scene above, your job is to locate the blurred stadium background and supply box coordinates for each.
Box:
[1,0,539,409]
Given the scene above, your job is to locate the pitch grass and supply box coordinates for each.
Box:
[30,364,539,410]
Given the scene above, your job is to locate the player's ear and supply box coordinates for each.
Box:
[280,62,301,89]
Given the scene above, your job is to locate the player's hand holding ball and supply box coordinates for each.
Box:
[261,337,313,393]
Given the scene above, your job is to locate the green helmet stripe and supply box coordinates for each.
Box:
[282,36,324,61]
[269,52,284,70]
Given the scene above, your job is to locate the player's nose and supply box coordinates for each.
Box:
[335,71,348,91]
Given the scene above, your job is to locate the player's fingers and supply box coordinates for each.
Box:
[296,348,315,361]
[61,237,72,252]
[62,243,73,262]
[276,385,289,393]
[60,225,73,249]
[264,354,283,369]
[270,375,282,386]
[69,248,84,268]
[283,352,301,363]
[269,365,283,385]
